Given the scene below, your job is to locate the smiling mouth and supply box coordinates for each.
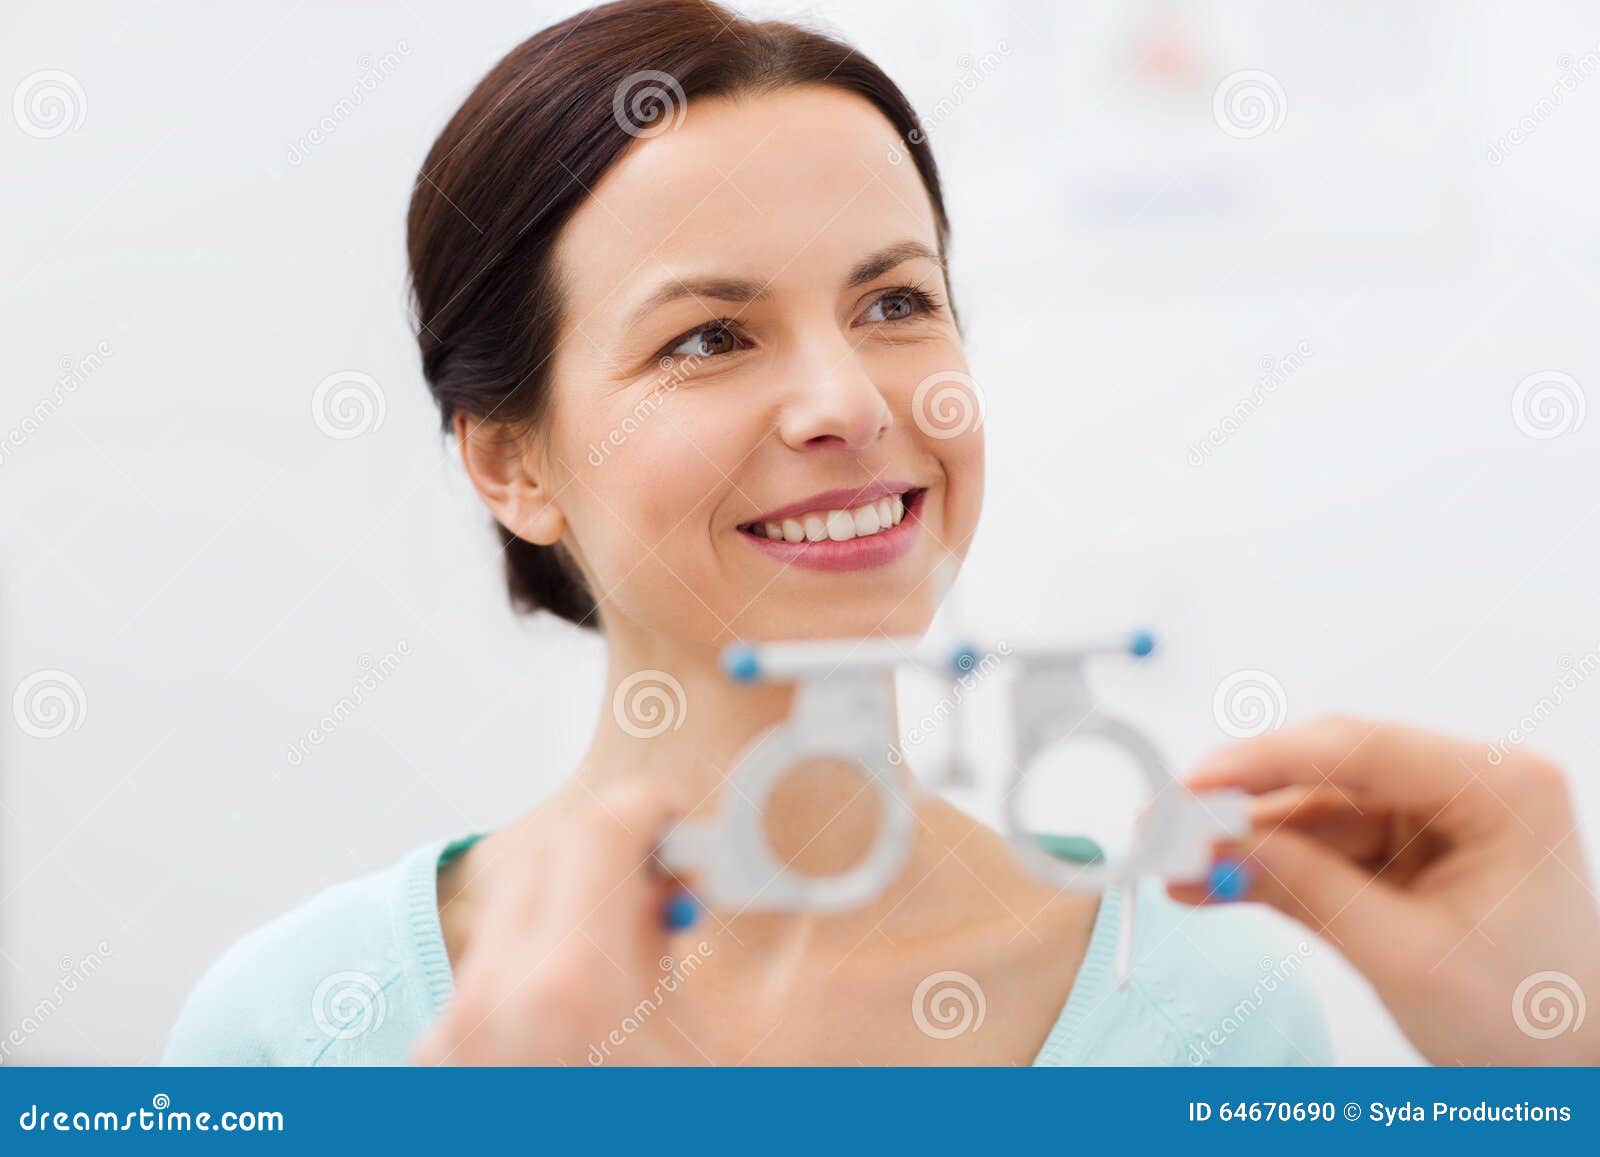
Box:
[738,487,926,544]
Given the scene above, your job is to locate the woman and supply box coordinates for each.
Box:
[162,0,1329,1066]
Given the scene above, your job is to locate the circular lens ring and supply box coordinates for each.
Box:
[1001,713,1175,890]
[721,722,915,910]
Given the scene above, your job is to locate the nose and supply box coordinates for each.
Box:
[775,335,893,452]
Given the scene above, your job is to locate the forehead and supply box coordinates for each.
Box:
[554,85,939,321]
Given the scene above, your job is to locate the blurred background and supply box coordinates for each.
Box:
[3,0,1598,1064]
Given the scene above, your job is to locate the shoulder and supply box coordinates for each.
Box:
[1127,881,1333,1065]
[161,842,451,1066]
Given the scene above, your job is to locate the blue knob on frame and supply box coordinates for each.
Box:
[722,643,761,684]
[663,890,700,931]
[950,642,980,675]
[1208,857,1250,902]
[1128,630,1156,658]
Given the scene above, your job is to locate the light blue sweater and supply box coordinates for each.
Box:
[161,835,1332,1066]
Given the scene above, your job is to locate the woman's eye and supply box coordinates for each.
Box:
[669,323,741,360]
[860,290,923,324]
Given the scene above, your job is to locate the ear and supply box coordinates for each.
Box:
[454,412,566,546]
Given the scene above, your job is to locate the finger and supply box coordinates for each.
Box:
[445,829,553,982]
[411,1017,451,1067]
[1171,827,1425,991]
[1250,786,1395,863]
[1249,784,1372,825]
[538,781,694,955]
[447,785,698,1009]
[1188,717,1492,833]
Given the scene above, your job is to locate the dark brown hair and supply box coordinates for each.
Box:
[406,0,951,627]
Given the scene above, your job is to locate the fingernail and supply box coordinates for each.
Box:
[1207,857,1251,902]
[663,890,699,931]
[1187,749,1241,784]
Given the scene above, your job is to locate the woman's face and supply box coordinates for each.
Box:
[531,85,982,644]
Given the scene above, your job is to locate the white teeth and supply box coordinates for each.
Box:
[752,491,914,543]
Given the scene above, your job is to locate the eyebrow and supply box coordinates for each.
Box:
[843,240,942,290]
[624,239,943,329]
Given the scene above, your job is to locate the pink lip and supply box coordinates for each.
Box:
[739,489,925,573]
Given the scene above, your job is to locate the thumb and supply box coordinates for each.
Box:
[410,1014,454,1067]
[1220,828,1423,992]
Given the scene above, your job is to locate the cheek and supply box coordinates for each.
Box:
[943,428,985,540]
[915,426,983,577]
[565,403,754,625]
[879,344,986,541]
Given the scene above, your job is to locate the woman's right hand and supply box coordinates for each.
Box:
[1171,717,1600,1065]
[412,780,713,1066]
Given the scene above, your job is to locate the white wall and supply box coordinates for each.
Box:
[3,0,1597,1063]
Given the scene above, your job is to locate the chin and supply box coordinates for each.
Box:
[725,573,945,643]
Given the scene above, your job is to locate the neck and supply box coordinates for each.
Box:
[574,630,800,805]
